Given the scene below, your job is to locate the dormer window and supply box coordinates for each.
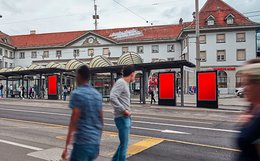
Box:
[206,15,215,26]
[225,14,235,25]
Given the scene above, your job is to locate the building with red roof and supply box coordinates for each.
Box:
[0,0,260,94]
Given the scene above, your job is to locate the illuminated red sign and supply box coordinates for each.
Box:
[213,67,236,71]
[198,72,217,101]
[159,73,175,99]
[48,75,57,95]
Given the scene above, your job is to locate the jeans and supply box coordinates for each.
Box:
[63,92,67,101]
[112,116,131,161]
[70,144,99,161]
[0,90,2,97]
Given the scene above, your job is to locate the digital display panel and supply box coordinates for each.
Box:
[198,72,217,101]
[257,30,260,52]
[159,73,175,99]
[48,75,57,95]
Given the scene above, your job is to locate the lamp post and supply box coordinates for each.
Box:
[195,0,200,71]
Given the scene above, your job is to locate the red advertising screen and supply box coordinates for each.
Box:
[48,75,57,95]
[198,72,217,101]
[159,73,175,99]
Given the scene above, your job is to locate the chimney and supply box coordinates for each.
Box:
[30,30,36,34]
[179,18,183,24]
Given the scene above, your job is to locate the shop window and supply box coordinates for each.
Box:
[218,71,228,88]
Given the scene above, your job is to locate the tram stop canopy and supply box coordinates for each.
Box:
[0,52,195,105]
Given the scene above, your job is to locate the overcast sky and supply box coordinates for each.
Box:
[0,0,259,35]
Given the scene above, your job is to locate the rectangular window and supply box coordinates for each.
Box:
[216,34,226,43]
[103,48,110,57]
[73,49,80,57]
[167,45,175,52]
[4,62,8,68]
[167,58,175,61]
[88,49,94,57]
[237,49,246,61]
[199,35,206,44]
[207,20,215,26]
[122,47,129,54]
[9,51,13,58]
[56,50,62,58]
[183,39,187,49]
[200,51,207,62]
[19,52,25,59]
[137,46,144,54]
[31,51,37,58]
[152,45,159,53]
[236,33,246,42]
[4,50,8,57]
[217,50,226,61]
[43,51,49,58]
[0,48,2,56]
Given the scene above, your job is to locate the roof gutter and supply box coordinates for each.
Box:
[183,25,260,33]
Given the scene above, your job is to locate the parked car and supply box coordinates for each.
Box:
[235,88,244,98]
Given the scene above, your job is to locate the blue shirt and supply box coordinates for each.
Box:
[69,84,103,145]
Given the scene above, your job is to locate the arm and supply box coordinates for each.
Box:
[110,81,127,113]
[61,107,81,160]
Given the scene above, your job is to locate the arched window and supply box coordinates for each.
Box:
[236,72,243,88]
[218,71,227,88]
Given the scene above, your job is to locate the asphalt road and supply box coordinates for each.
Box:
[0,103,242,161]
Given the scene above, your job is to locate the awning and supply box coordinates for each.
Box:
[90,55,113,68]
[118,52,143,65]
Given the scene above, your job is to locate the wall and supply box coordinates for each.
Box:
[187,30,256,66]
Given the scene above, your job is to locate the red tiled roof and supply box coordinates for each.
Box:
[10,31,87,48]
[92,24,185,42]
[0,31,13,46]
[7,24,185,48]
[198,0,255,28]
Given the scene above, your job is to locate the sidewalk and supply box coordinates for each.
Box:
[0,96,247,112]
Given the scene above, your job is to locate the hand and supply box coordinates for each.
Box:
[239,114,253,124]
[123,110,131,116]
[61,149,68,160]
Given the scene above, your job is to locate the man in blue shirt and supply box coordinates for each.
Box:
[62,65,103,161]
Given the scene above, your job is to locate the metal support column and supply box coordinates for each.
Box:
[22,75,24,87]
[26,79,29,98]
[110,73,114,87]
[142,70,148,104]
[6,77,8,98]
[140,74,143,103]
[39,74,42,99]
[60,72,63,100]
[181,66,184,107]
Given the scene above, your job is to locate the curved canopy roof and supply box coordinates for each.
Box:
[90,55,113,68]
[118,52,143,65]
[65,59,85,70]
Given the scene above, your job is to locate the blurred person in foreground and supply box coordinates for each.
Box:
[62,65,103,161]
[236,60,260,161]
[110,65,136,161]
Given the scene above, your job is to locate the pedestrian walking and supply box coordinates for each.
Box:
[149,85,156,104]
[29,86,33,99]
[19,85,24,99]
[10,84,14,97]
[236,60,260,161]
[110,65,136,161]
[0,83,4,98]
[62,65,103,161]
[63,85,68,101]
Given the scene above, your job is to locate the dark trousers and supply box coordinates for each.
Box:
[150,93,156,104]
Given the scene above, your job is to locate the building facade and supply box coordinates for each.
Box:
[0,0,260,94]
